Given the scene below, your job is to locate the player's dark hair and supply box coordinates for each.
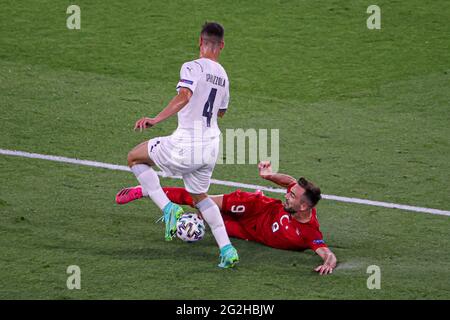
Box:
[201,22,224,43]
[298,177,322,207]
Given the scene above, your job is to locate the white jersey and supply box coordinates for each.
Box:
[173,58,229,141]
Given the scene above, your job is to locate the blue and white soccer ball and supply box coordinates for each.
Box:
[176,212,206,242]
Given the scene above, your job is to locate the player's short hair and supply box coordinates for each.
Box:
[297,177,322,207]
[201,22,224,44]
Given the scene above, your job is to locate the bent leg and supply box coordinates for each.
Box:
[128,140,170,211]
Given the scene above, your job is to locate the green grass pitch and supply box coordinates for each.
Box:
[0,0,449,299]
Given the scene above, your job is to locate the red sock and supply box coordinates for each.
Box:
[162,187,194,207]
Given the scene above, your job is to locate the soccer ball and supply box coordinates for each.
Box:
[176,212,206,242]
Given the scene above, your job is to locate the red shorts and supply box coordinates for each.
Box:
[221,190,280,241]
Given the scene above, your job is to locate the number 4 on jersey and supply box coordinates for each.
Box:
[202,88,217,127]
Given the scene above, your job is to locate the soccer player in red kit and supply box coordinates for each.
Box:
[116,161,337,275]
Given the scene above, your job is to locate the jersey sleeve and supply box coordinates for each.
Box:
[219,82,230,111]
[307,231,328,251]
[176,62,202,93]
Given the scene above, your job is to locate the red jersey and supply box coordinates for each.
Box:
[221,186,327,252]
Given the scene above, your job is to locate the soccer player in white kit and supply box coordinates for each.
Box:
[124,22,239,268]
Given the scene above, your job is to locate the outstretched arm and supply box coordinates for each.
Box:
[258,161,296,188]
[314,247,337,275]
[134,87,192,131]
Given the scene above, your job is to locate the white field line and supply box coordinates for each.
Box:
[1,148,449,217]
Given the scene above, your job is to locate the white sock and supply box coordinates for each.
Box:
[196,197,231,249]
[131,164,170,210]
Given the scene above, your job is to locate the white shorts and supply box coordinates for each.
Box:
[147,135,220,194]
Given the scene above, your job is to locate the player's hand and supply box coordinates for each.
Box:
[134,117,157,132]
[314,264,334,275]
[258,161,273,179]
